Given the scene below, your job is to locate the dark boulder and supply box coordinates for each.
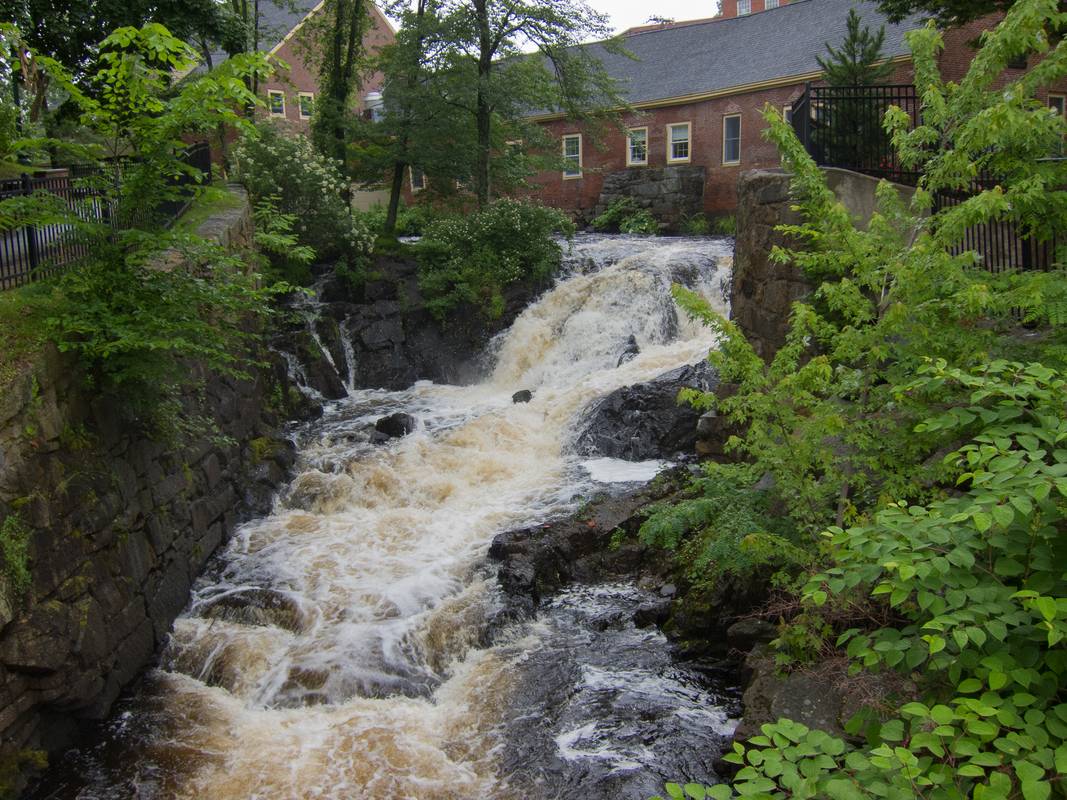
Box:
[573,361,719,461]
[512,389,533,404]
[375,412,417,438]
[616,334,640,366]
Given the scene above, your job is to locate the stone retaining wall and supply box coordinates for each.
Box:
[0,188,299,790]
[593,165,706,228]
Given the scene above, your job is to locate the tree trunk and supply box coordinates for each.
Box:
[383,0,425,236]
[474,0,493,208]
[384,158,406,234]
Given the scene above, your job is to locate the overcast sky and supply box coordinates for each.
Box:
[596,0,723,34]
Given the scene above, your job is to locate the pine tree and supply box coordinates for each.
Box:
[817,8,894,87]
[815,9,895,173]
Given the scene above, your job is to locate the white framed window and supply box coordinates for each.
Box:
[410,166,426,192]
[267,90,286,117]
[666,122,691,163]
[1050,94,1066,118]
[737,0,752,15]
[722,114,741,165]
[562,133,582,179]
[298,92,315,119]
[627,127,648,166]
[783,105,793,124]
[765,0,780,8]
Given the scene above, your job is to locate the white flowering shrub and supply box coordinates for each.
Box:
[417,199,574,321]
[232,123,370,266]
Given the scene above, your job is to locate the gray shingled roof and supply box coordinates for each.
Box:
[204,0,321,69]
[560,0,925,110]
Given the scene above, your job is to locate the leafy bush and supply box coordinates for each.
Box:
[232,123,370,266]
[710,215,736,236]
[416,199,574,320]
[681,214,711,236]
[591,197,659,234]
[635,463,808,589]
[357,201,440,238]
[44,235,287,421]
[654,3,1067,798]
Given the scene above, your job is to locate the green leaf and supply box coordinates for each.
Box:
[1021,779,1051,800]
[824,779,866,800]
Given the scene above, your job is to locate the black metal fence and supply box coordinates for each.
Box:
[934,177,1060,272]
[0,142,212,290]
[791,83,921,186]
[790,83,1061,272]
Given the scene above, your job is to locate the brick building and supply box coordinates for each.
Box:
[525,0,1067,220]
[254,0,396,130]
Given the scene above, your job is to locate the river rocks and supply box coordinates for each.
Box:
[375,412,416,438]
[487,470,690,627]
[276,253,549,392]
[573,361,719,461]
[617,334,640,366]
[511,390,533,404]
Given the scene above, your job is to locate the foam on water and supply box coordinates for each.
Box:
[37,234,735,799]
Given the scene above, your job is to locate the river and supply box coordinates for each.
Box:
[34,234,738,800]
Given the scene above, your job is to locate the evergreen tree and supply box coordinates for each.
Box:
[817,8,894,87]
[815,9,895,173]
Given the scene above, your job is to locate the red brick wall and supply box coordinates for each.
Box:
[530,87,803,218]
[718,0,791,19]
[259,3,395,131]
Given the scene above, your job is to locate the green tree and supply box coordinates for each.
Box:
[817,8,895,87]
[304,0,368,188]
[435,0,625,207]
[815,8,896,171]
[877,0,1015,26]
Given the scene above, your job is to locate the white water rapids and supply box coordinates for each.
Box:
[40,234,735,799]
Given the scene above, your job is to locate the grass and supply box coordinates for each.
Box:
[169,184,243,236]
[0,282,57,395]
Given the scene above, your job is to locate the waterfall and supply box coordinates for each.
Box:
[40,234,735,800]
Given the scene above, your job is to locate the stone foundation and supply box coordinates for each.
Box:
[593,165,706,228]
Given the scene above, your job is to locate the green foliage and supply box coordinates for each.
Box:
[357,201,439,238]
[710,215,737,236]
[656,3,1067,798]
[416,199,574,321]
[43,236,286,418]
[0,747,47,800]
[636,463,809,589]
[232,123,371,265]
[817,8,894,87]
[681,214,711,236]
[591,197,659,234]
[251,196,317,286]
[0,513,32,599]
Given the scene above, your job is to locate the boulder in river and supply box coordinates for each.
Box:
[511,390,533,404]
[573,361,719,461]
[617,334,640,366]
[375,412,417,438]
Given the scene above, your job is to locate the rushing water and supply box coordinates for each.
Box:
[35,234,737,800]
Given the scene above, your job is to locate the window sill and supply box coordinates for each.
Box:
[562,174,582,181]
[667,158,691,165]
[626,161,648,168]
[722,161,741,167]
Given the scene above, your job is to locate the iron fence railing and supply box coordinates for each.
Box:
[791,82,921,186]
[791,83,1061,272]
[0,142,212,290]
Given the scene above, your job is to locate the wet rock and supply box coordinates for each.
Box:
[375,412,416,438]
[200,588,309,633]
[659,583,677,597]
[726,618,777,651]
[633,597,672,627]
[573,361,719,461]
[511,390,533,404]
[617,334,640,366]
